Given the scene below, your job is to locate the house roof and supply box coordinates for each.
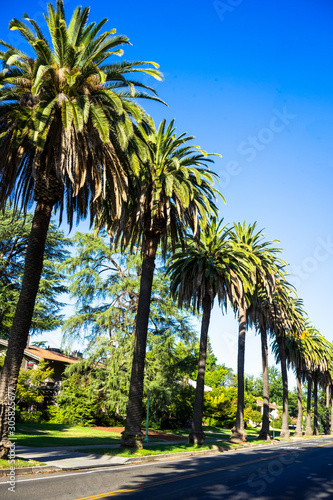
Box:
[186,378,213,392]
[0,339,81,365]
[256,399,279,410]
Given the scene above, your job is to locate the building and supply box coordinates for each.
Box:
[0,339,82,384]
[255,398,279,416]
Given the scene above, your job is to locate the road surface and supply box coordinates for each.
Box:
[1,437,333,499]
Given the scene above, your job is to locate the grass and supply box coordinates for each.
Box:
[14,423,123,447]
[0,458,46,469]
[74,440,237,458]
[12,423,298,449]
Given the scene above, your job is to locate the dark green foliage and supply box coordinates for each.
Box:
[0,207,70,338]
[0,354,54,423]
[53,358,125,426]
[59,230,200,426]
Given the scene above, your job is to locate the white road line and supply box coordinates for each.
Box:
[0,452,229,486]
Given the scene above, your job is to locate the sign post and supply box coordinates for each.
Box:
[270,409,279,439]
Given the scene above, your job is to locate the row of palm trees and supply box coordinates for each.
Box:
[0,0,330,456]
[167,219,333,444]
[0,0,221,454]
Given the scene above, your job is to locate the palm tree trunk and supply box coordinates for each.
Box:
[0,201,53,458]
[313,373,319,435]
[279,337,290,439]
[294,367,303,437]
[325,384,330,435]
[259,326,270,440]
[305,373,313,436]
[121,233,159,448]
[189,295,212,445]
[230,304,247,443]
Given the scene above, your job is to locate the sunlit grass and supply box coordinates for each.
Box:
[0,458,46,469]
[15,423,122,447]
[75,440,237,457]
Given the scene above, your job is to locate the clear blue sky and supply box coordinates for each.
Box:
[2,0,332,383]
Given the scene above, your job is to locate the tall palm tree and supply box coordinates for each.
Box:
[302,327,329,436]
[105,119,221,448]
[167,219,250,444]
[312,337,331,435]
[283,305,308,438]
[229,222,283,443]
[271,280,301,439]
[0,0,162,457]
[250,285,277,440]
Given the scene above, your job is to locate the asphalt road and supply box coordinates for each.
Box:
[1,437,333,499]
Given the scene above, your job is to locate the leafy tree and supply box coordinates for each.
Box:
[0,354,53,423]
[0,0,162,456]
[61,230,200,427]
[246,367,283,404]
[203,386,257,428]
[0,207,70,339]
[205,365,235,389]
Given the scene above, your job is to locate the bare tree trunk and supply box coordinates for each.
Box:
[0,201,53,458]
[279,337,290,439]
[294,367,303,437]
[305,373,313,436]
[230,304,247,443]
[313,373,319,435]
[325,384,330,435]
[121,234,159,449]
[189,296,212,445]
[259,326,270,440]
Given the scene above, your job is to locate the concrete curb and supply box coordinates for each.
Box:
[0,465,61,477]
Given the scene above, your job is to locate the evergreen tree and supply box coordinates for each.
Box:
[0,207,70,338]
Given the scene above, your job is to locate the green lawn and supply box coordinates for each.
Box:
[12,423,289,449]
[0,458,46,469]
[74,440,237,458]
[15,423,123,447]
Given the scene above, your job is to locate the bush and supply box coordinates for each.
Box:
[18,409,44,423]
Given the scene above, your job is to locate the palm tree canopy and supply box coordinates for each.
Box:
[166,218,252,313]
[104,118,222,256]
[229,222,286,327]
[0,0,163,227]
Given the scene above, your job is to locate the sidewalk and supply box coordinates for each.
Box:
[15,445,129,469]
[14,439,188,470]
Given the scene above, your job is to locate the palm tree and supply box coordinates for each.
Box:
[301,327,330,436]
[229,222,283,443]
[0,0,162,457]
[105,119,221,448]
[250,285,277,440]
[269,277,298,439]
[283,305,308,438]
[312,337,331,435]
[167,219,250,444]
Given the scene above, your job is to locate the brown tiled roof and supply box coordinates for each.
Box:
[0,339,81,364]
[256,399,279,409]
[26,346,81,364]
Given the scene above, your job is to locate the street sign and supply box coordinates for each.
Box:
[270,409,279,419]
